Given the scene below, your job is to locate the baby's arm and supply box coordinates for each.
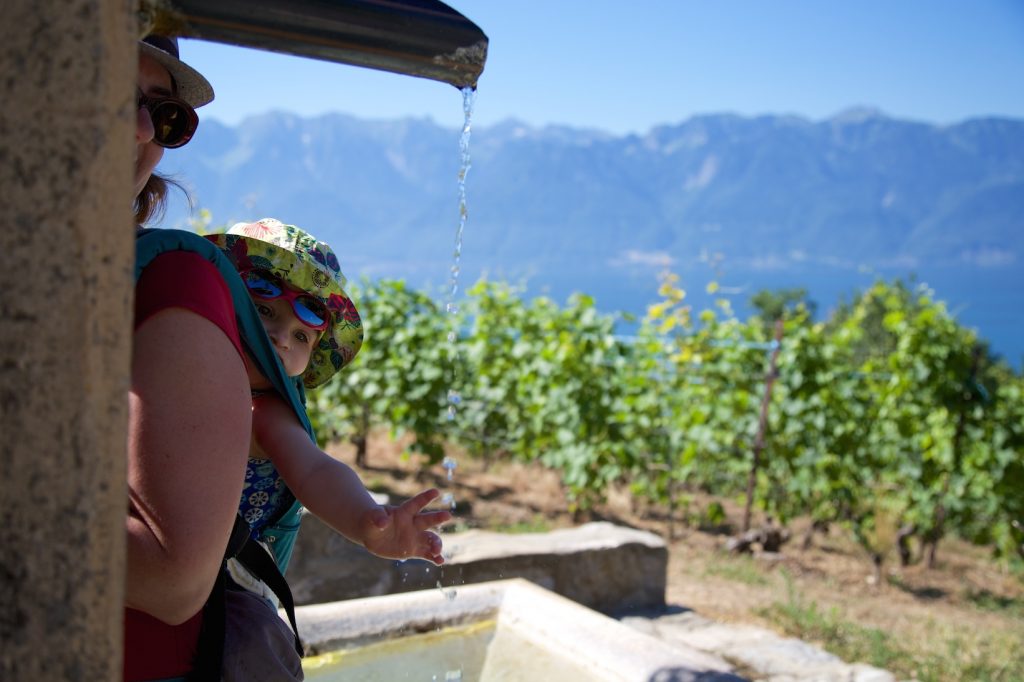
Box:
[252,393,451,564]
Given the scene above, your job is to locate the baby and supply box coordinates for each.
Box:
[207,219,452,680]
[208,218,451,565]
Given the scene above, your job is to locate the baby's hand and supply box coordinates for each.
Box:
[360,488,453,565]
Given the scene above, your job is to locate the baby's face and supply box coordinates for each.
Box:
[253,296,319,378]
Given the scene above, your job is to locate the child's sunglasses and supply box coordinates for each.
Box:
[241,269,331,332]
[137,89,198,149]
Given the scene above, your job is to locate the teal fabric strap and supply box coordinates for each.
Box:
[135,228,312,572]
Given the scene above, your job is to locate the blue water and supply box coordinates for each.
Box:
[509,262,1022,370]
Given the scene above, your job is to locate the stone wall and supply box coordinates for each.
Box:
[0,1,135,679]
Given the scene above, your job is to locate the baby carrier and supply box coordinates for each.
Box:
[135,229,310,680]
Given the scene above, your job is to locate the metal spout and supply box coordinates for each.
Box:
[145,0,488,89]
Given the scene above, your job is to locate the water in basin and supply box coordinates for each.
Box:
[303,620,493,681]
[302,614,604,681]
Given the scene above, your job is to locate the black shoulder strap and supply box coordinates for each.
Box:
[225,511,252,558]
[187,515,304,680]
[231,532,304,657]
[187,560,230,680]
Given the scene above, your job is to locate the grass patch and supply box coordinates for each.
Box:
[757,576,900,671]
[758,575,1024,681]
[702,554,771,586]
[490,515,552,534]
[965,588,1024,619]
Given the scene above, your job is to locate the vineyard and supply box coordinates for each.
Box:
[309,273,1024,582]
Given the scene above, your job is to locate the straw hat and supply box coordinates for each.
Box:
[139,35,214,108]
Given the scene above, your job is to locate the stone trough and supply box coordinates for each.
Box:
[296,578,741,681]
[288,518,668,615]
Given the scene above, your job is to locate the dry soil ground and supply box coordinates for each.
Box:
[326,433,1024,681]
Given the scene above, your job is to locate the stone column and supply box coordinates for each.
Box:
[0,1,135,679]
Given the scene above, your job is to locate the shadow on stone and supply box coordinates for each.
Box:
[648,669,749,682]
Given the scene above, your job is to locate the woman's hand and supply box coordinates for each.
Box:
[360,488,453,565]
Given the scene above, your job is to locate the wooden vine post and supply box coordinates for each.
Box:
[924,343,983,568]
[743,319,785,533]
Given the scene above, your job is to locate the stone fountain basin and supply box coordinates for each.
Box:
[297,578,740,681]
[289,520,669,615]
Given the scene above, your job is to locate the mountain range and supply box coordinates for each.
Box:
[159,108,1024,364]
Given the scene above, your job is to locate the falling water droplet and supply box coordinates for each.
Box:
[437,581,458,602]
[442,456,457,481]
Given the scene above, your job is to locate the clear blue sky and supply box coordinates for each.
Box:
[181,0,1024,134]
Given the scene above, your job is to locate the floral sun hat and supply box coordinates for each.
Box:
[206,218,363,388]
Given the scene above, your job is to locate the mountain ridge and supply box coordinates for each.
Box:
[158,109,1023,362]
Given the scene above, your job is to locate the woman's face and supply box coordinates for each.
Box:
[134,54,173,199]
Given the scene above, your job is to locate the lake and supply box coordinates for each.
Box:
[452,260,1023,370]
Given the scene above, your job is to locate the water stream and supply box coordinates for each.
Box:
[434,85,476,626]
[432,82,477,682]
[445,85,475,422]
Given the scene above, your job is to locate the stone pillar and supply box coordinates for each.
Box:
[1,1,135,679]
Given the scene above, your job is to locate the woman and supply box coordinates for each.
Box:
[125,35,252,681]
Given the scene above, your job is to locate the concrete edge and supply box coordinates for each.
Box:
[296,579,506,653]
[496,580,737,680]
[445,522,667,562]
[295,579,740,681]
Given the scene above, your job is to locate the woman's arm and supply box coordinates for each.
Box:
[126,309,251,624]
[253,394,450,562]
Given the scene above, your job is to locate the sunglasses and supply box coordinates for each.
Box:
[137,89,198,149]
[241,269,331,332]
